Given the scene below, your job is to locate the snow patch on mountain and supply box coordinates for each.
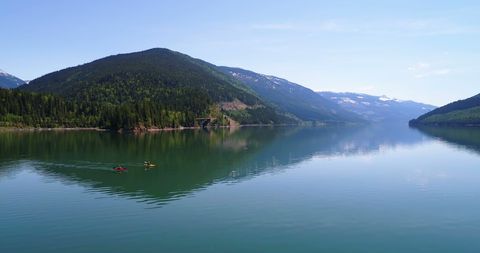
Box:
[340,97,357,104]
[379,95,394,101]
[318,91,436,123]
[0,69,26,88]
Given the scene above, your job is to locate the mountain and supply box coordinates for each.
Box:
[219,67,361,123]
[319,92,436,123]
[17,48,293,128]
[410,93,480,126]
[0,69,25,88]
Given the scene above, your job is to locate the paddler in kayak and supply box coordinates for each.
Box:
[144,161,156,168]
[113,166,128,172]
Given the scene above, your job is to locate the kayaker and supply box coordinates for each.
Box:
[113,166,128,172]
[144,161,155,167]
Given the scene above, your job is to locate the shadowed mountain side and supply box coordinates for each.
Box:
[219,67,362,123]
[0,70,25,89]
[0,125,429,204]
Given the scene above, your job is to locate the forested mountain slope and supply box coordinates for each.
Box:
[410,93,480,126]
[15,48,293,128]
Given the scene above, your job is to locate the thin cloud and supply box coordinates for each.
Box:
[251,23,296,31]
[250,19,478,36]
[250,20,344,32]
[408,62,452,78]
[394,19,478,36]
[357,85,376,92]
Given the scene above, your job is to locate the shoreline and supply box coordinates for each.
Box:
[0,122,362,133]
[0,127,107,132]
[0,125,290,132]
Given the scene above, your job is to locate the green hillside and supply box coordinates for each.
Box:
[410,93,480,126]
[12,48,292,129]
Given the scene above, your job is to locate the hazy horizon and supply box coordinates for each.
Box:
[2,0,480,106]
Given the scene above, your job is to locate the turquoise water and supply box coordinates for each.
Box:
[1,125,480,252]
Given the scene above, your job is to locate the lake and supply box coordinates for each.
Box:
[2,124,480,253]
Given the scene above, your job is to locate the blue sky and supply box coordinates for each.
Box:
[1,0,479,105]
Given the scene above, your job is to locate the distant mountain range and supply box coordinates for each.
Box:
[410,93,480,126]
[219,67,361,123]
[319,92,436,123]
[0,69,25,88]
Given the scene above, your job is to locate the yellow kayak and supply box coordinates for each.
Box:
[144,161,156,167]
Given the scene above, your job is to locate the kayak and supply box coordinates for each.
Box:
[144,161,156,167]
[113,166,128,172]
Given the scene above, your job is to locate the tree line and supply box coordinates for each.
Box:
[0,88,219,130]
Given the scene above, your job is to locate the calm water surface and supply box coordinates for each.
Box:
[2,125,480,253]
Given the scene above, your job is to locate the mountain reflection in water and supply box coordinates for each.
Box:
[0,124,429,205]
[412,126,480,154]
